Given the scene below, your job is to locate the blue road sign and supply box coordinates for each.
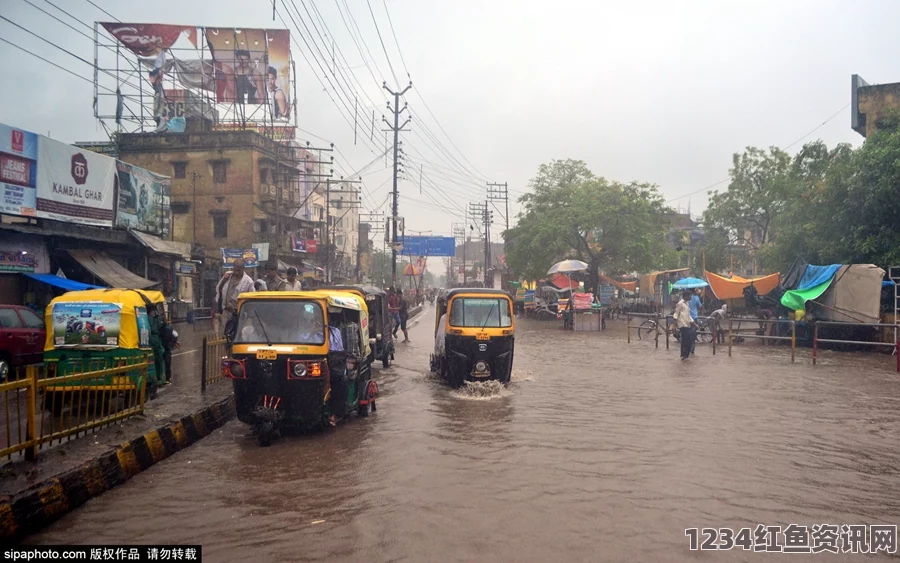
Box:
[399,236,456,257]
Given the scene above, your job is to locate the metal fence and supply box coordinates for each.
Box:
[201,334,229,392]
[0,357,149,461]
[814,321,900,371]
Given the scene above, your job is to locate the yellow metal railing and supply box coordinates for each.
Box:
[0,358,148,461]
[201,334,229,391]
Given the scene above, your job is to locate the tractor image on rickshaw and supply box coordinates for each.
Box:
[42,289,162,415]
[224,290,378,446]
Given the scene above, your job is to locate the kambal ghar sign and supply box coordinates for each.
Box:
[36,136,116,227]
[51,302,123,347]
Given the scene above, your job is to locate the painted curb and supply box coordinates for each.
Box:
[0,395,236,544]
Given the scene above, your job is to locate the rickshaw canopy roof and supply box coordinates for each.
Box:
[48,288,162,307]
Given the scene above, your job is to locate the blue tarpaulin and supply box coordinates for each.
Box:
[23,273,105,292]
[797,264,843,290]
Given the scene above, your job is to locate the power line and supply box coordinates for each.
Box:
[365,0,400,87]
[381,0,409,76]
[83,0,119,22]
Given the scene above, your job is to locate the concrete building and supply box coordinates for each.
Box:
[852,74,900,138]
[117,127,323,306]
[327,182,361,282]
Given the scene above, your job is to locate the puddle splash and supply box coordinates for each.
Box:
[451,380,510,400]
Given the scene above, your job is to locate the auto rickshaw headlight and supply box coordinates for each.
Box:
[292,362,307,377]
[475,361,488,372]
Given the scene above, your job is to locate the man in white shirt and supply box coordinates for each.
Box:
[284,267,303,291]
[709,303,728,344]
[674,290,697,361]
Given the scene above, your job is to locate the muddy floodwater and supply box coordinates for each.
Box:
[25,308,900,562]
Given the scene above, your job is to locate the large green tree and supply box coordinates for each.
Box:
[504,159,676,290]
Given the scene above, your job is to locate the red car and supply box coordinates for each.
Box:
[0,305,45,381]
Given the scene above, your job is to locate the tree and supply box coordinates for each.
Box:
[504,159,676,291]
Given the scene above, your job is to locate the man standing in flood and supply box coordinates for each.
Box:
[216,258,255,333]
[675,290,697,361]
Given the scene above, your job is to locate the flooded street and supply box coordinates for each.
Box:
[25,308,900,562]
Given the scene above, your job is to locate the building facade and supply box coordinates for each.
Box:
[852,74,900,138]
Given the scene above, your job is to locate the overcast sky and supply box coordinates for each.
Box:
[1,0,897,249]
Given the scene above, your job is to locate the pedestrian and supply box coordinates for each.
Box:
[159,308,179,385]
[147,305,166,397]
[215,258,255,339]
[688,288,702,355]
[264,261,286,291]
[387,287,401,335]
[397,290,410,343]
[675,290,697,361]
[710,303,728,344]
[284,267,303,291]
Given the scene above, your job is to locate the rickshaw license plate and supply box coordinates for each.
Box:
[476,333,490,341]
[256,349,278,360]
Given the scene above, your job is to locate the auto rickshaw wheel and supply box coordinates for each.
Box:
[358,401,369,417]
[382,353,391,368]
[257,422,275,447]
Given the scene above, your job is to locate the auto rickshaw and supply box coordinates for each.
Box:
[225,290,377,446]
[430,288,515,388]
[43,288,160,413]
[332,285,395,367]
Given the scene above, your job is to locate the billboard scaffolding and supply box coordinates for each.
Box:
[93,23,297,139]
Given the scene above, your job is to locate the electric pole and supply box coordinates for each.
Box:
[325,176,362,284]
[383,80,413,284]
[468,202,487,286]
[487,182,509,234]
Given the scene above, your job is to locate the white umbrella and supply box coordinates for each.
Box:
[547,260,589,329]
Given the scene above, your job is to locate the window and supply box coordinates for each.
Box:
[259,168,269,184]
[212,161,227,184]
[333,200,342,210]
[235,301,325,345]
[213,215,228,238]
[172,201,190,214]
[172,162,187,179]
[449,298,512,328]
[0,308,23,328]
[19,308,44,329]
[335,235,344,246]
[335,217,343,228]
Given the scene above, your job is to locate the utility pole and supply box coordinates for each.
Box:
[383,80,413,284]
[487,182,509,234]
[189,172,201,243]
[468,202,488,286]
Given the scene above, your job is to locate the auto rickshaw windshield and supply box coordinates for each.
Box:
[234,300,326,345]
[449,298,512,328]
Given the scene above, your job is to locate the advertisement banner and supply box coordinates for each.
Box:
[206,28,268,104]
[0,123,38,217]
[101,23,197,57]
[222,248,260,269]
[399,236,456,257]
[115,160,171,237]
[51,301,122,347]
[266,29,291,121]
[290,236,318,253]
[135,307,150,348]
[36,137,116,226]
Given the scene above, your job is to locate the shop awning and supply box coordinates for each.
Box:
[23,273,105,292]
[598,273,637,293]
[130,230,191,258]
[67,250,158,289]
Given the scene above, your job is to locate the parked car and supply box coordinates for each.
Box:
[0,305,46,381]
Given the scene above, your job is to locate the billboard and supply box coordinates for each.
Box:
[0,124,38,217]
[206,28,291,121]
[222,248,260,269]
[291,235,318,253]
[399,236,456,257]
[36,136,116,227]
[100,23,197,57]
[115,161,171,237]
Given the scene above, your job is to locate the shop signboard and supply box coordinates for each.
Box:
[291,236,319,253]
[0,123,38,217]
[51,301,122,347]
[175,261,198,275]
[115,160,171,237]
[222,248,260,269]
[596,283,616,305]
[36,136,116,227]
[0,251,37,272]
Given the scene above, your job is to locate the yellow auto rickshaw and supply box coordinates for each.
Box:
[430,288,516,388]
[42,288,160,413]
[224,290,377,446]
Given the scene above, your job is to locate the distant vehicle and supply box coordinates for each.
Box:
[0,305,46,381]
